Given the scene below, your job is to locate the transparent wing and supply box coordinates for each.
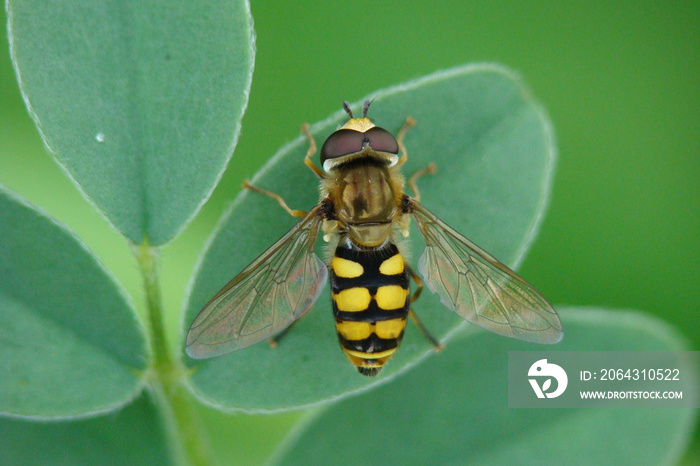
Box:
[186,205,327,358]
[409,199,562,343]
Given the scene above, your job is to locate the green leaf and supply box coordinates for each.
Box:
[0,187,147,418]
[0,393,170,465]
[7,0,255,246]
[183,64,556,410]
[272,308,698,465]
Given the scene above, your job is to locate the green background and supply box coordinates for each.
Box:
[2,1,698,463]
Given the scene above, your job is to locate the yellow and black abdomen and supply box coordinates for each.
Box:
[330,242,409,376]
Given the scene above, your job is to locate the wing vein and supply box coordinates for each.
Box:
[410,198,562,344]
[186,205,328,358]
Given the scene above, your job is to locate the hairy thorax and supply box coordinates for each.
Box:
[323,161,405,248]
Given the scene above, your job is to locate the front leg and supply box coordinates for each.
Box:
[301,123,325,179]
[242,180,308,218]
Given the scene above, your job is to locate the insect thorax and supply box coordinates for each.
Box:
[322,160,405,248]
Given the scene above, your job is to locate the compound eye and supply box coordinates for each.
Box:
[320,129,365,163]
[365,127,399,154]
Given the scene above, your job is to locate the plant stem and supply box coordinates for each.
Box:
[135,240,213,466]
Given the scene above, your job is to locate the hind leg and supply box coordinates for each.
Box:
[407,266,444,351]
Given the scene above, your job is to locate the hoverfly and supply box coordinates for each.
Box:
[186,100,562,376]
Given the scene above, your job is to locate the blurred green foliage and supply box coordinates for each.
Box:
[2,1,698,464]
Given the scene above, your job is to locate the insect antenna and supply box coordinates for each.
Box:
[342,101,354,118]
[362,99,374,118]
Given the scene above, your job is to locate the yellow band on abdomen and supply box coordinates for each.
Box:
[375,285,409,310]
[375,317,406,339]
[344,347,397,360]
[379,253,405,275]
[331,256,364,278]
[333,287,372,312]
[336,320,372,340]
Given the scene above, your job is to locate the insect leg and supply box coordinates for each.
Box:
[407,266,444,351]
[407,264,424,304]
[407,162,437,203]
[242,180,308,217]
[396,116,416,166]
[267,318,302,348]
[409,310,444,351]
[301,123,325,179]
